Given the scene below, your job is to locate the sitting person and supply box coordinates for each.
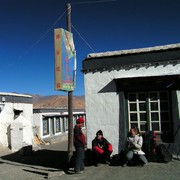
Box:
[92,130,113,166]
[125,126,148,166]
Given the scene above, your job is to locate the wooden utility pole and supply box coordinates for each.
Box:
[66,3,73,164]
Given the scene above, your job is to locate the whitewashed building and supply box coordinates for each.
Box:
[0,92,33,153]
[33,108,86,143]
[83,43,180,156]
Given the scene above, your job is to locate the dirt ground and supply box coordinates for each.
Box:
[0,141,180,180]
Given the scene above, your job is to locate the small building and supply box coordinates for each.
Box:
[33,108,86,143]
[0,92,33,152]
[82,43,180,156]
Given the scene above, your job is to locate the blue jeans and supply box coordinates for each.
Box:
[126,150,148,164]
[74,146,85,172]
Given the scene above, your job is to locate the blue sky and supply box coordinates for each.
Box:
[0,0,180,96]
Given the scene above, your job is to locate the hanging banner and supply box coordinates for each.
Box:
[54,28,76,91]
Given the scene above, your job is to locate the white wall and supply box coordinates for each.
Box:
[10,114,33,152]
[33,113,42,137]
[0,94,33,152]
[172,91,180,144]
[177,91,180,120]
[85,71,120,154]
[0,103,14,147]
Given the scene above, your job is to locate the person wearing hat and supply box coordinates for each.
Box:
[73,117,86,174]
[92,130,113,166]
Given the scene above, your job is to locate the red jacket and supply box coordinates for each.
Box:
[74,125,86,147]
[92,137,113,154]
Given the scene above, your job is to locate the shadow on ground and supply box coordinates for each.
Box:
[0,147,95,178]
[1,149,68,170]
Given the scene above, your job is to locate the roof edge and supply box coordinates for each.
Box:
[0,92,32,98]
[86,43,180,59]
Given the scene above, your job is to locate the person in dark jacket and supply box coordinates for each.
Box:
[92,130,113,166]
[73,117,86,174]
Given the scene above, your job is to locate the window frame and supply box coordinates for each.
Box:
[127,91,171,133]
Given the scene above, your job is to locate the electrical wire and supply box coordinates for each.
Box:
[22,8,68,55]
[5,0,118,68]
[71,0,118,4]
[72,24,96,53]
[8,7,69,68]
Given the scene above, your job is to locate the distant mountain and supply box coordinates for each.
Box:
[32,94,85,109]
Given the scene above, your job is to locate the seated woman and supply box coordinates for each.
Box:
[92,130,113,166]
[125,126,148,166]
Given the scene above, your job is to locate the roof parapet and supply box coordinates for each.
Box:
[86,43,180,59]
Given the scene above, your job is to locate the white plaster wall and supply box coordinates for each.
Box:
[22,103,33,122]
[33,113,42,137]
[0,102,33,150]
[10,114,33,152]
[10,119,24,152]
[113,63,180,79]
[0,103,14,147]
[85,71,119,154]
[174,91,180,144]
[177,91,180,118]
[84,63,180,154]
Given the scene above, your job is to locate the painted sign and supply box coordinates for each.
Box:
[54,28,76,91]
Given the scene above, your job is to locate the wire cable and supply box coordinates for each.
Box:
[72,24,96,53]
[71,0,118,4]
[8,7,69,67]
[5,0,119,68]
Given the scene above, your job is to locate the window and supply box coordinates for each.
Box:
[62,116,68,132]
[56,117,61,133]
[43,117,49,136]
[127,91,170,133]
[128,92,147,132]
[149,92,160,131]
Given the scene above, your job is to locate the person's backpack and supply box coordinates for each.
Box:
[142,131,157,162]
[109,154,121,166]
[109,150,127,166]
[85,149,93,166]
[157,144,172,163]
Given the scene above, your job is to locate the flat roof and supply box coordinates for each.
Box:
[0,92,32,98]
[0,92,32,103]
[33,108,85,113]
[83,43,180,73]
[86,43,180,59]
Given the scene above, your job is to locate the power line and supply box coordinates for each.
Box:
[7,8,68,68]
[4,0,118,68]
[72,0,118,4]
[72,24,96,53]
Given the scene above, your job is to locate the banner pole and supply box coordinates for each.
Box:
[66,3,73,165]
